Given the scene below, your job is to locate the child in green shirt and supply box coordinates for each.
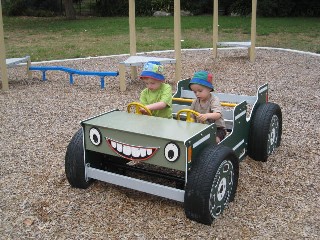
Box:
[139,61,172,119]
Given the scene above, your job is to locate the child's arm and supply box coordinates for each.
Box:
[140,101,167,114]
[145,101,167,111]
[198,96,223,122]
[140,84,172,114]
[197,112,222,122]
[195,96,222,123]
[144,84,172,112]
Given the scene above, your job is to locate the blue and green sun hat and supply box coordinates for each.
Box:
[140,61,165,81]
[189,71,214,91]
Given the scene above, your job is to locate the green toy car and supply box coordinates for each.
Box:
[65,78,282,225]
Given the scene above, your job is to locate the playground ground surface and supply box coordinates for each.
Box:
[0,48,319,239]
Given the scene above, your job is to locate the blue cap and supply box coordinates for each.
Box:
[140,61,165,81]
[189,71,214,91]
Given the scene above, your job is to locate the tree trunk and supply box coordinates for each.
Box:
[63,0,76,20]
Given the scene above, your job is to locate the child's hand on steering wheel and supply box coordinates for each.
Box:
[197,113,209,123]
[139,108,148,115]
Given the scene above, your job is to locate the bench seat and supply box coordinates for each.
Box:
[171,79,256,131]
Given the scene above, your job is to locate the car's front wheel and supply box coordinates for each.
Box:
[184,145,239,225]
[65,128,93,189]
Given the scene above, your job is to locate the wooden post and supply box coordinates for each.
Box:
[129,0,137,80]
[213,0,218,58]
[27,57,32,80]
[119,64,126,92]
[250,0,257,62]
[174,0,181,84]
[0,1,9,91]
[129,0,136,56]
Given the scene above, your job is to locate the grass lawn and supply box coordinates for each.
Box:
[3,16,320,61]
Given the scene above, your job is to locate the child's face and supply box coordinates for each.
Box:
[143,78,162,91]
[190,84,212,101]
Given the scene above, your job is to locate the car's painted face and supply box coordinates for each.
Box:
[88,127,181,163]
[190,84,212,101]
[106,137,159,161]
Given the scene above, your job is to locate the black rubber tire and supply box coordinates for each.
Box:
[184,145,239,225]
[248,102,282,162]
[65,128,92,189]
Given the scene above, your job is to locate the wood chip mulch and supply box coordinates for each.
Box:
[0,48,319,239]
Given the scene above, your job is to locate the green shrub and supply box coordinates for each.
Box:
[229,0,252,16]
[258,0,295,17]
[3,0,319,17]
[4,0,61,16]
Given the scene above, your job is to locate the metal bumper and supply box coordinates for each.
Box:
[86,166,185,202]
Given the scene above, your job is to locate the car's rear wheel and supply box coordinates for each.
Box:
[65,128,93,189]
[184,145,239,225]
[248,102,282,162]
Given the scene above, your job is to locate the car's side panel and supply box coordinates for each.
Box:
[220,101,250,161]
[249,83,268,119]
[184,123,217,169]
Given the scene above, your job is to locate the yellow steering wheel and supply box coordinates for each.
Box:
[127,102,152,116]
[176,109,200,123]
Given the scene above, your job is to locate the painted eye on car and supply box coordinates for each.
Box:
[164,142,180,162]
[89,128,101,146]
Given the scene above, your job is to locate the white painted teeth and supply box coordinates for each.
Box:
[132,147,140,158]
[116,143,122,152]
[123,145,131,156]
[140,148,146,157]
[109,139,156,159]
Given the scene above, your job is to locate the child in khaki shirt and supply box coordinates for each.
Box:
[189,71,226,143]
